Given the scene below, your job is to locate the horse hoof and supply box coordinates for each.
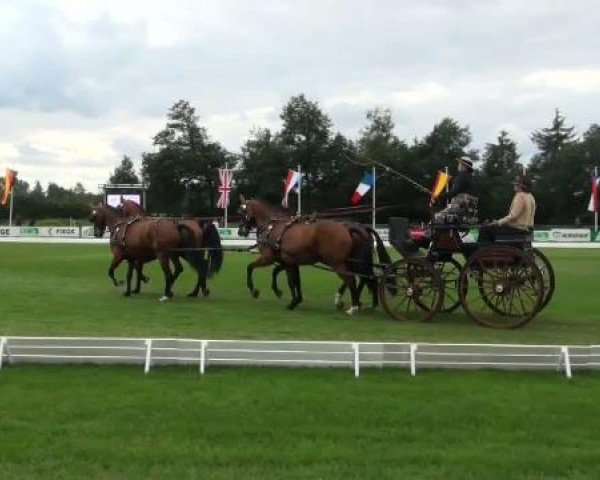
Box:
[251,289,260,299]
[346,305,360,316]
[287,303,298,310]
[132,290,140,295]
[142,276,150,284]
[273,289,283,299]
[158,295,170,302]
[123,292,131,297]
[186,292,199,298]
[117,280,125,286]
[203,289,210,298]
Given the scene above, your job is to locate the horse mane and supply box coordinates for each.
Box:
[251,198,290,217]
[102,204,122,215]
[121,199,147,214]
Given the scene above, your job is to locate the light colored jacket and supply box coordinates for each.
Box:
[498,192,536,230]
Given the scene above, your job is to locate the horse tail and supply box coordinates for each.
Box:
[367,227,391,267]
[347,226,373,277]
[177,224,204,274]
[201,221,223,277]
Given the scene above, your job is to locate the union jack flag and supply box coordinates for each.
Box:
[217,168,234,209]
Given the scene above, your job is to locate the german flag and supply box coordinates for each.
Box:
[430,170,450,206]
[1,169,17,206]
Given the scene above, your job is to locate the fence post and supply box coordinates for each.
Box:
[144,339,152,374]
[410,343,418,377]
[352,343,360,378]
[0,337,5,371]
[4,337,11,365]
[561,346,572,379]
[200,340,207,375]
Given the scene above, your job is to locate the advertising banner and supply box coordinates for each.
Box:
[549,228,591,242]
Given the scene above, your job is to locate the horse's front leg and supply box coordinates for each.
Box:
[271,263,286,298]
[108,252,124,286]
[247,254,274,299]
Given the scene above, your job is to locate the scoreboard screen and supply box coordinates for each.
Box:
[106,194,141,208]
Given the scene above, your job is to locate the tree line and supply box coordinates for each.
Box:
[1,96,599,226]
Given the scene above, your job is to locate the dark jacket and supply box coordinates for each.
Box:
[437,170,474,205]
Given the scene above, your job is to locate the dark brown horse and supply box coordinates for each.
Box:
[118,199,224,297]
[237,196,389,314]
[89,204,222,300]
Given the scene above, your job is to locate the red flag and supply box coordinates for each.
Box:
[588,175,600,213]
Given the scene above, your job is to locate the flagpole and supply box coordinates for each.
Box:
[224,164,229,228]
[371,166,376,230]
[297,164,302,215]
[592,166,599,233]
[9,187,14,227]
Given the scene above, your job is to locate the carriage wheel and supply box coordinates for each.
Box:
[458,246,543,329]
[532,248,555,311]
[437,257,463,313]
[379,258,443,322]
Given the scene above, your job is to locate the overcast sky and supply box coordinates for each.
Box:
[1,0,600,192]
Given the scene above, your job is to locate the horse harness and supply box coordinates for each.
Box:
[257,214,316,259]
[110,215,141,249]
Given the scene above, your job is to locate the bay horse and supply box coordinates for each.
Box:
[237,196,390,314]
[89,204,222,300]
[118,199,224,297]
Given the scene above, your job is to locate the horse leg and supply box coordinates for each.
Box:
[336,268,360,315]
[124,261,134,297]
[335,283,347,310]
[158,254,175,302]
[271,263,286,298]
[132,260,145,294]
[286,265,303,310]
[108,253,124,287]
[368,277,379,309]
[171,255,184,281]
[187,258,208,298]
[247,254,274,299]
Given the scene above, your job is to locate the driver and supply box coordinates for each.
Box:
[478,176,535,242]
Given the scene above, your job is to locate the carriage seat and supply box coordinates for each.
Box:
[490,229,533,247]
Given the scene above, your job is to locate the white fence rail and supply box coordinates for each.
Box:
[2,336,600,378]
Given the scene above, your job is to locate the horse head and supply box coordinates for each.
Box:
[89,204,108,238]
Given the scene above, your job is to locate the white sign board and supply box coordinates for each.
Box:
[549,228,591,242]
[106,194,141,208]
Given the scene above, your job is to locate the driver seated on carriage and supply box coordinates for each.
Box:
[478,176,535,244]
[432,156,478,226]
[402,156,478,254]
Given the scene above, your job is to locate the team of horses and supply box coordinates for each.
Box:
[89,195,390,314]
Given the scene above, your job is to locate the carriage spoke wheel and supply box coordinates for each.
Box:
[532,248,555,311]
[458,246,543,329]
[379,258,443,322]
[435,257,463,313]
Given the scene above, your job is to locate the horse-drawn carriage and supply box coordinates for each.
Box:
[378,218,555,329]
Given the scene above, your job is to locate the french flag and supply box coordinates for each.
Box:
[351,172,374,205]
[588,176,600,213]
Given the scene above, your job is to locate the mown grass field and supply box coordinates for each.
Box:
[1,366,600,480]
[1,243,600,479]
[0,243,598,344]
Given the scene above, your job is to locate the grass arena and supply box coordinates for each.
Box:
[1,243,600,479]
